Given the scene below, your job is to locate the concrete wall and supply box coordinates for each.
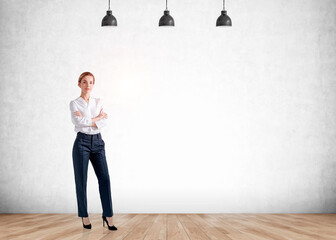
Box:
[0,0,335,214]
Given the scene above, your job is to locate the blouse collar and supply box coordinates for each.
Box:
[78,96,92,105]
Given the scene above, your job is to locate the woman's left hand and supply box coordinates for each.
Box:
[75,111,83,117]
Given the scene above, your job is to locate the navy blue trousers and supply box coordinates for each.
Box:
[72,131,113,217]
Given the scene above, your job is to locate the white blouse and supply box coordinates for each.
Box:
[69,96,107,135]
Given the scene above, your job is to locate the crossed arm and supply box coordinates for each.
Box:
[74,109,108,128]
[69,101,108,129]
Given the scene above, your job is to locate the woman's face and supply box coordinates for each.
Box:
[78,75,94,94]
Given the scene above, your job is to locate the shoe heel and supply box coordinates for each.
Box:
[102,216,106,227]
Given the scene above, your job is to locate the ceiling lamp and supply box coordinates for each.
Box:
[102,0,117,27]
[216,0,232,27]
[159,0,175,27]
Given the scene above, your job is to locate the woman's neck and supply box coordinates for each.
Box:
[80,93,90,102]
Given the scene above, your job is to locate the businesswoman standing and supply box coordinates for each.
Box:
[70,72,117,230]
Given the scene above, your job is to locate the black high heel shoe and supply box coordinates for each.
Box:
[102,216,118,230]
[81,217,92,229]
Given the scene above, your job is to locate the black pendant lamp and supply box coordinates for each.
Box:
[102,0,117,27]
[159,0,175,27]
[216,0,232,27]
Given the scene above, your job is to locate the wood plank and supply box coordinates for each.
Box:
[122,214,158,240]
[177,214,211,240]
[143,214,167,240]
[1,213,335,240]
[186,214,232,240]
[199,214,241,234]
[167,214,190,240]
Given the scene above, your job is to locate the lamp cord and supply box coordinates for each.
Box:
[108,0,110,10]
[223,0,225,10]
[166,0,168,10]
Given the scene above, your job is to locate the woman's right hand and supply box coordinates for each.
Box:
[98,108,108,119]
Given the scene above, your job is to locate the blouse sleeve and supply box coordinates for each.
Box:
[95,98,107,130]
[69,101,93,127]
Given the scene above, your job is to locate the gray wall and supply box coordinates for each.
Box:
[1,0,335,214]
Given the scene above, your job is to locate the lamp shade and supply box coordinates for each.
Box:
[159,10,174,26]
[216,10,232,27]
[102,10,117,26]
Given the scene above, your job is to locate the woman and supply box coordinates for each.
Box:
[70,72,117,231]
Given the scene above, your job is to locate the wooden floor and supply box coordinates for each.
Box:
[1,213,336,240]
